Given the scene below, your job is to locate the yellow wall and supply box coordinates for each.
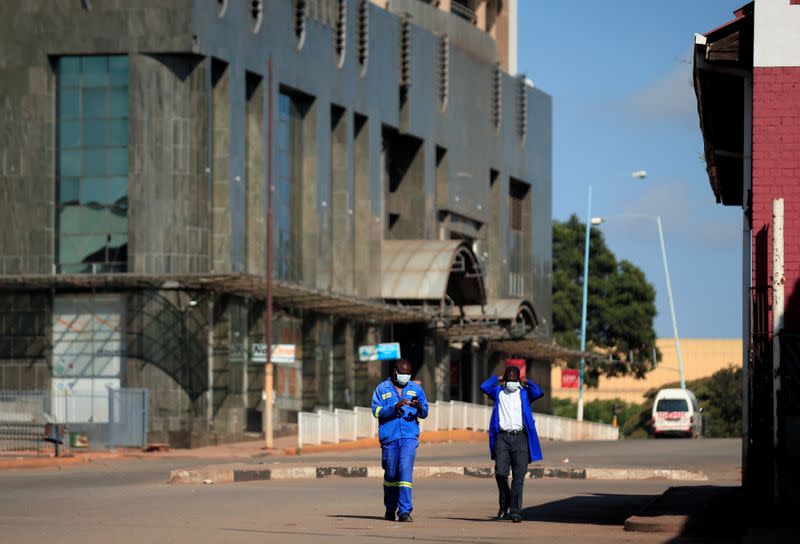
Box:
[550,338,742,404]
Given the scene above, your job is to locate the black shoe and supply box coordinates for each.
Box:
[511,514,522,523]
[398,513,413,523]
[384,510,396,521]
[496,509,509,520]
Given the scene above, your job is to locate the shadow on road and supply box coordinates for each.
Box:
[519,493,657,525]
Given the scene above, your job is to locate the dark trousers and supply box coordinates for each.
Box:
[494,431,529,516]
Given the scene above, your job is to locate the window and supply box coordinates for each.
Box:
[251,1,263,33]
[656,399,689,412]
[509,185,525,232]
[56,56,129,274]
[295,0,308,49]
[334,0,346,68]
[357,0,368,74]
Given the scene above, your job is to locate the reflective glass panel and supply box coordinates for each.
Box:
[80,178,106,206]
[58,179,80,205]
[82,149,105,176]
[57,55,128,272]
[59,121,81,148]
[82,89,106,118]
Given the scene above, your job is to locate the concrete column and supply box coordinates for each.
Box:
[432,338,451,401]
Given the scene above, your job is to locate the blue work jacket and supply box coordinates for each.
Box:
[371,378,429,444]
[480,375,544,463]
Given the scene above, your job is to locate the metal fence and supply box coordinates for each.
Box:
[296,399,619,448]
[0,388,149,454]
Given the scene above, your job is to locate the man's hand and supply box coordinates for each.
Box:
[408,399,421,411]
[394,399,409,414]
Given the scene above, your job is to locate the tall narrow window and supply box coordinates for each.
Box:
[508,178,530,297]
[57,56,129,274]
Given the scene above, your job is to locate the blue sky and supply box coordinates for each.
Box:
[519,0,745,339]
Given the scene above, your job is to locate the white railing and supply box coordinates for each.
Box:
[296,400,619,448]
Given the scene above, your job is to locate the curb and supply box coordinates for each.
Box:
[0,451,124,471]
[168,464,708,485]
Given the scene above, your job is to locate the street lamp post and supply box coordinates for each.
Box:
[655,216,686,390]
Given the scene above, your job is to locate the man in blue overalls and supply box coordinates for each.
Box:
[371,359,429,522]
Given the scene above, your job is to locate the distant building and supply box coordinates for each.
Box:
[693,1,800,507]
[0,1,557,447]
[550,338,742,405]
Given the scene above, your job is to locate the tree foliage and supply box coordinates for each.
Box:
[553,215,659,383]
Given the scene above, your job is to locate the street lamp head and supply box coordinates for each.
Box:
[632,170,648,180]
[591,217,604,225]
[188,299,198,307]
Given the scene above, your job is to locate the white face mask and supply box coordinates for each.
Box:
[505,381,520,393]
[395,373,411,386]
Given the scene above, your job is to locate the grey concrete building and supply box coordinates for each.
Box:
[0,0,555,447]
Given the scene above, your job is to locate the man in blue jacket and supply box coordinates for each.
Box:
[371,359,429,522]
[480,365,544,523]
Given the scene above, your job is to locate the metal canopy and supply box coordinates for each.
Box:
[0,273,433,324]
[463,298,538,325]
[381,240,486,306]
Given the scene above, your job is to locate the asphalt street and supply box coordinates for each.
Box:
[0,439,742,543]
[0,469,736,544]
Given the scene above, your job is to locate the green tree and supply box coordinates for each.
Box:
[553,215,659,383]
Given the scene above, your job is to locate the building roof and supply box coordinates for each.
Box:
[693,2,753,206]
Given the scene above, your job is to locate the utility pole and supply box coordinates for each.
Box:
[264,56,274,450]
[578,186,592,422]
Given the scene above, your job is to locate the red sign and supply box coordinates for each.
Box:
[505,359,526,380]
[561,369,579,389]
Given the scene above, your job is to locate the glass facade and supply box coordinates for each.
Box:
[57,56,129,273]
[275,93,296,281]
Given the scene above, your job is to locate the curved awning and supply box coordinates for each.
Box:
[381,240,486,307]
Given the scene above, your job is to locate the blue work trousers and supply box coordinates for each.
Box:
[382,438,417,515]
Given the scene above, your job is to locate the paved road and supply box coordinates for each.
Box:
[0,466,736,544]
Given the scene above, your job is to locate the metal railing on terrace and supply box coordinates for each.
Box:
[297,400,619,448]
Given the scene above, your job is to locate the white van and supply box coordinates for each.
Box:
[651,388,703,438]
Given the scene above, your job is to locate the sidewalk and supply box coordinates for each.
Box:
[0,450,124,470]
[0,429,484,470]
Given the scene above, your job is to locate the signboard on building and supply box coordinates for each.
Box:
[505,358,527,380]
[561,369,579,389]
[252,343,296,364]
[358,343,401,362]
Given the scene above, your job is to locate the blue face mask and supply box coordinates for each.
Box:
[395,373,411,386]
[505,381,520,393]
